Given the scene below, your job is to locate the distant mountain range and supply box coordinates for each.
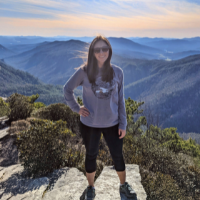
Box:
[129,37,200,53]
[0,36,94,46]
[3,38,199,85]
[4,40,90,85]
[1,36,200,64]
[2,39,166,85]
[108,37,164,59]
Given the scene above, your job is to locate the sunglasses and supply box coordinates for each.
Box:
[93,47,109,54]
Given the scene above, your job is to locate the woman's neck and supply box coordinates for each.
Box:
[97,62,104,69]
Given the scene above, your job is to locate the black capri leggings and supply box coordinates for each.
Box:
[79,121,125,173]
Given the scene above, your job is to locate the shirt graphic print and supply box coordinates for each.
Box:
[91,76,117,100]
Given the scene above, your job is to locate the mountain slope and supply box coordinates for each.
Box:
[4,43,41,54]
[108,37,164,57]
[4,40,90,85]
[124,54,200,133]
[0,44,16,59]
[0,60,81,105]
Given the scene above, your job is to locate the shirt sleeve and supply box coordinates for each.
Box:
[118,70,127,130]
[63,67,84,114]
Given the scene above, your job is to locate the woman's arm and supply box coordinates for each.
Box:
[118,70,127,131]
[63,67,85,114]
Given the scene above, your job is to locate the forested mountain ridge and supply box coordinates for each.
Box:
[124,54,200,133]
[0,60,81,105]
[0,44,15,59]
[4,40,89,85]
[108,37,164,60]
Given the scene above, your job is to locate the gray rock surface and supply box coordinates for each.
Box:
[0,164,147,200]
[0,127,9,139]
[43,167,88,200]
[0,164,88,200]
[0,116,8,122]
[0,164,49,200]
[95,164,147,200]
[0,133,19,166]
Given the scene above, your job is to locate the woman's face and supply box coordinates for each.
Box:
[93,40,109,67]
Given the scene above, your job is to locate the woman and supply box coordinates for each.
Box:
[63,35,136,200]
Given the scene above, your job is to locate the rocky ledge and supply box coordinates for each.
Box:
[0,164,146,200]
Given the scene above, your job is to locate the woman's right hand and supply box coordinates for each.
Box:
[79,105,90,117]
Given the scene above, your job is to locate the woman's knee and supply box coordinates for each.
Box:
[85,153,98,173]
[112,155,125,171]
[86,152,98,161]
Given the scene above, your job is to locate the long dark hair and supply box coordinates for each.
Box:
[79,35,114,84]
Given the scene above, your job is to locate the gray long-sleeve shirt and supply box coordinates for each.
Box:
[63,64,127,130]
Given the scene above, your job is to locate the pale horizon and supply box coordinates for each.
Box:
[1,35,200,39]
[1,0,200,38]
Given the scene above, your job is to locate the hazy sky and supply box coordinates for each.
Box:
[0,0,200,38]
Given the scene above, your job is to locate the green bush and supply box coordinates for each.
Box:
[0,97,10,117]
[140,168,185,200]
[28,94,39,104]
[16,118,84,177]
[31,103,81,137]
[123,130,200,198]
[144,125,200,158]
[33,102,45,109]
[7,93,34,121]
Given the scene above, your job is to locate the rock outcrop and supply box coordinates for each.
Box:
[0,127,9,140]
[0,132,19,166]
[0,164,147,200]
[0,116,9,130]
[95,165,147,200]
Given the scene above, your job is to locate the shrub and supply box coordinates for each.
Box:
[33,102,45,109]
[31,103,80,137]
[140,167,185,200]
[123,130,200,198]
[16,118,84,177]
[0,97,10,117]
[28,94,39,104]
[7,93,34,121]
[144,125,200,159]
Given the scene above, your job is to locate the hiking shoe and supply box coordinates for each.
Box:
[80,186,96,200]
[120,182,137,199]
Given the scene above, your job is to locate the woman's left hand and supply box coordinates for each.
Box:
[118,129,126,139]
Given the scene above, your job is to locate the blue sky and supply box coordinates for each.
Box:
[0,0,200,37]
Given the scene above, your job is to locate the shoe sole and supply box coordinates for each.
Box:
[80,197,95,200]
[80,192,96,200]
[120,190,137,199]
